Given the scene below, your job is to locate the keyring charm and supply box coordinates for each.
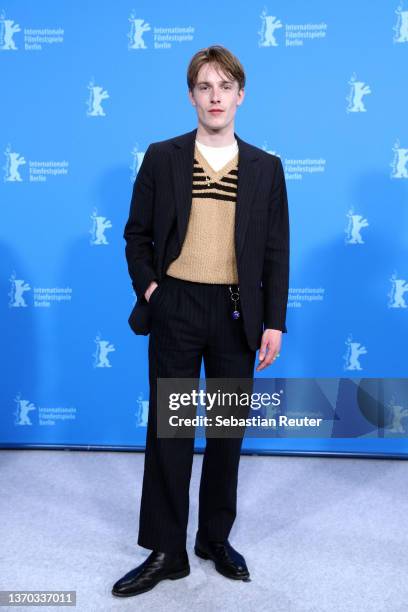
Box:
[229,285,240,320]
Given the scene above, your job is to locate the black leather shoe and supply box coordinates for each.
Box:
[112,550,190,597]
[194,532,250,581]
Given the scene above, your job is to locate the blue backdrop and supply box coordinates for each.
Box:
[1,1,407,456]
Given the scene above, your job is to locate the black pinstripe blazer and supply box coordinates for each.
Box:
[123,127,290,352]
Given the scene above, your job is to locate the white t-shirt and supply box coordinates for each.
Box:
[195,138,238,172]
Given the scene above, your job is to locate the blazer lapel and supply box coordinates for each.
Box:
[234,133,261,262]
[171,127,261,263]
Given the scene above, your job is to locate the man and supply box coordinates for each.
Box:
[112,45,290,597]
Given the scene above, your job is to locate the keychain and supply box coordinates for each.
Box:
[228,285,240,320]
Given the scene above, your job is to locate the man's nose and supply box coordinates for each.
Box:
[210,89,221,102]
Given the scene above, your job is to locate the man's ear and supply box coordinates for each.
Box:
[237,88,245,106]
[188,89,196,106]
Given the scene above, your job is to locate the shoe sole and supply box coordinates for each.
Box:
[194,546,250,581]
[111,566,190,597]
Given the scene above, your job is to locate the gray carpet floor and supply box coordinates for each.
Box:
[0,449,407,612]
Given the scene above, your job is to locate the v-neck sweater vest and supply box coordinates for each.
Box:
[166,143,239,284]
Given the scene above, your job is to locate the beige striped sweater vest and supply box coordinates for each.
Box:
[166,143,239,284]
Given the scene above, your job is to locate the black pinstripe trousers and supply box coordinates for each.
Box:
[137,273,256,553]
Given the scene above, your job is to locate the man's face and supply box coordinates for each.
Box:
[188,62,244,133]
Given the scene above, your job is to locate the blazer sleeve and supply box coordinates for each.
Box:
[262,156,290,333]
[123,144,158,301]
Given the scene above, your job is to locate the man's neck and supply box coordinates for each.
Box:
[195,124,236,148]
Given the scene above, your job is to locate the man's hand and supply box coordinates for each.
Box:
[144,281,158,303]
[256,329,282,371]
